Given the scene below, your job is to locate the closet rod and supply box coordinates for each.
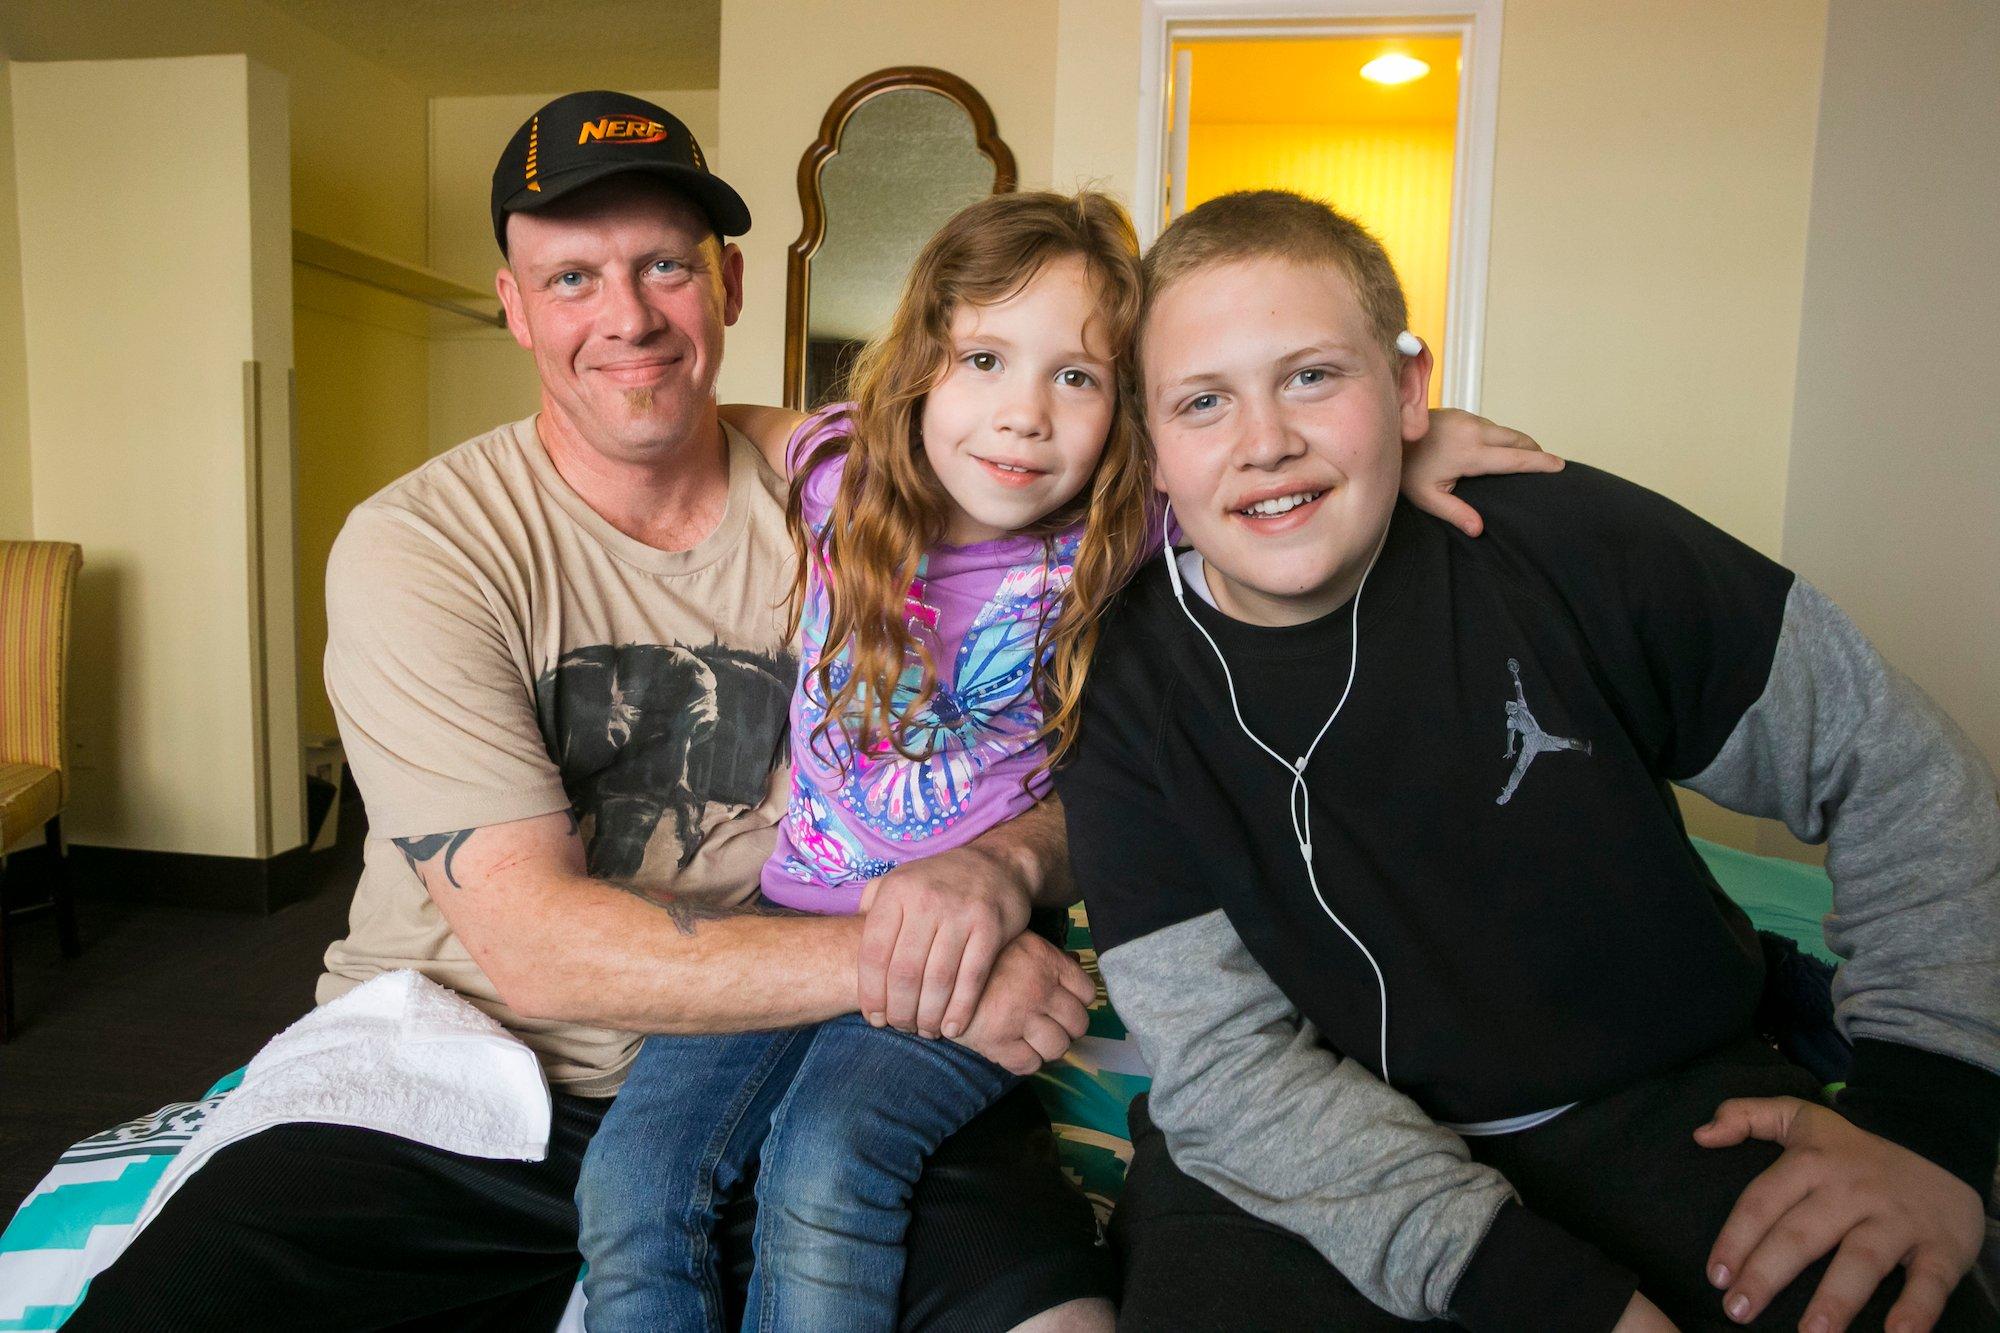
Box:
[294,255,505,327]
[292,230,505,328]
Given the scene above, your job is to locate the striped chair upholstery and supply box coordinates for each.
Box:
[0,762,63,849]
[1,541,82,824]
[2,540,84,1038]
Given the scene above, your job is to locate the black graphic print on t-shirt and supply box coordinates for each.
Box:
[535,641,797,879]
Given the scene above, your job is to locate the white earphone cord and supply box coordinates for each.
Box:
[1164,508,1394,1088]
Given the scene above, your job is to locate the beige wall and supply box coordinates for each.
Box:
[425,89,718,455]
[0,1,427,259]
[1480,0,1827,560]
[293,271,432,741]
[245,56,304,853]
[0,54,30,541]
[13,55,298,857]
[1051,0,1143,206]
[1,0,435,756]
[716,0,1060,405]
[1779,0,1999,777]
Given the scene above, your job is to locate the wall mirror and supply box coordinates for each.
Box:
[785,67,1017,410]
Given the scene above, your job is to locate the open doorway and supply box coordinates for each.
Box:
[1138,2,1503,410]
[1170,35,1459,405]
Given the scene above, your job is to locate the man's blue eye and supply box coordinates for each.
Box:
[555,272,584,288]
[651,260,680,275]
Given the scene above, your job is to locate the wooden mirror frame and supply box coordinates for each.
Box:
[783,66,1018,410]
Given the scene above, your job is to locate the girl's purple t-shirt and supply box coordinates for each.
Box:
[762,404,1079,914]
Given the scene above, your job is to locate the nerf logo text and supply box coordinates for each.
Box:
[579,116,668,145]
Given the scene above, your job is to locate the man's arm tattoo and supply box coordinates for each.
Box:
[653,891,806,937]
[394,828,478,889]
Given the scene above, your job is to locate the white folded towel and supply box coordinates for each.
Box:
[131,969,552,1235]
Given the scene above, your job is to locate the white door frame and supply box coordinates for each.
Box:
[1136,0,1505,411]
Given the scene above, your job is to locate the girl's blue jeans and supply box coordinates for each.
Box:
[575,1012,1017,1332]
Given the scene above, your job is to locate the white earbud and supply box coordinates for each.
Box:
[1158,502,1395,1086]
[1396,330,1423,357]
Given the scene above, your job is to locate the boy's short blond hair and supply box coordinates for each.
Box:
[1141,190,1411,362]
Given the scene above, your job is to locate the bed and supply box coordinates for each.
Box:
[0,837,1902,1330]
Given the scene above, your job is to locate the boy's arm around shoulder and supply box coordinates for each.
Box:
[1055,630,1637,1332]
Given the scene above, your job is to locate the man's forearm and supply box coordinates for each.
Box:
[523,876,864,1032]
[442,865,865,1034]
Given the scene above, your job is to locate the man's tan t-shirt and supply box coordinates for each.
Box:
[318,417,797,1097]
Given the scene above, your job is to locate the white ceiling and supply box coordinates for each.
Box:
[262,0,720,96]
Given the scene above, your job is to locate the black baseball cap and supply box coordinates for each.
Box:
[491,90,751,253]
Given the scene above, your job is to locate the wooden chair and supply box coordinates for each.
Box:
[1,540,84,1040]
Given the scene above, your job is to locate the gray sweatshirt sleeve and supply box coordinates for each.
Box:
[1099,908,1636,1328]
[1683,579,2000,1187]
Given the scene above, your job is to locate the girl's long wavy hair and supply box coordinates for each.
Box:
[787,190,1152,773]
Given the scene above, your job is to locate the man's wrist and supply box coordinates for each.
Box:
[974,836,1045,907]
[931,832,1043,917]
[958,795,1070,909]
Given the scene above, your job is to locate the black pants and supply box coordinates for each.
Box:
[68,1083,1110,1332]
[1112,1037,1998,1332]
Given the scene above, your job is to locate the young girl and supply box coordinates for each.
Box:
[574,191,1145,1333]
[575,190,1552,1332]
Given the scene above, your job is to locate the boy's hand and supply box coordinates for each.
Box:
[857,843,1035,1040]
[1401,408,1563,537]
[1611,1292,1681,1333]
[1695,1096,1982,1332]
[949,931,1094,1075]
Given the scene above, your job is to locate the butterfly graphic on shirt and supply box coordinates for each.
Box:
[796,533,1077,844]
[781,785,899,886]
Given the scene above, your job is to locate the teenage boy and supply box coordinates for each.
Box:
[1059,190,1999,1332]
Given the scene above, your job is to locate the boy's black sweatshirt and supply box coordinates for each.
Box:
[1060,465,2000,1329]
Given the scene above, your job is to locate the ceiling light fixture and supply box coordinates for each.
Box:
[1361,53,1429,85]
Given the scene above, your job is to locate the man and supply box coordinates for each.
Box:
[1060,192,1998,1332]
[68,91,1115,1331]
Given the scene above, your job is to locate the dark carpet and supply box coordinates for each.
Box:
[0,793,365,1209]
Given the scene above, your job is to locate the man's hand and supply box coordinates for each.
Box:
[1401,408,1563,537]
[858,841,1035,1039]
[950,931,1094,1075]
[1611,1292,1681,1333]
[1694,1096,1983,1332]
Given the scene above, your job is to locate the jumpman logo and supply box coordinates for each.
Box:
[1497,658,1591,805]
